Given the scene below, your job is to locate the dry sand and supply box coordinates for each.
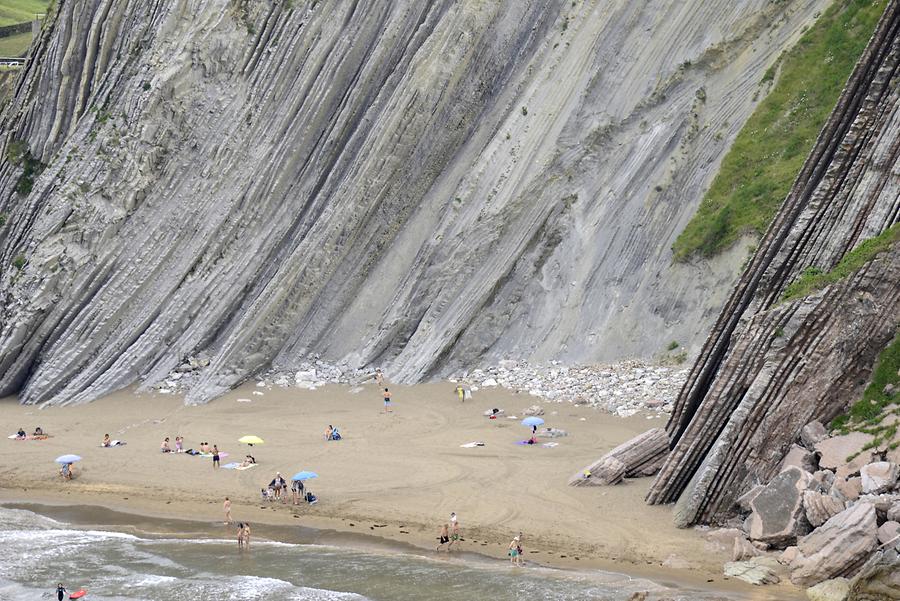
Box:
[0,381,802,599]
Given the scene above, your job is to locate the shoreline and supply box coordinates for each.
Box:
[0,382,803,600]
[0,497,802,600]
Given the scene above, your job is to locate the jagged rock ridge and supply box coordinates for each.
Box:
[645,0,900,525]
[0,0,829,404]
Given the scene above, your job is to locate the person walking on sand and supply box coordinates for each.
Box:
[212,444,220,468]
[383,388,393,413]
[224,497,232,524]
[455,384,465,403]
[436,523,450,551]
[448,518,461,551]
[237,522,244,549]
[375,368,384,387]
[56,583,67,601]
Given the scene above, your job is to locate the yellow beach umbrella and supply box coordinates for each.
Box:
[239,435,265,446]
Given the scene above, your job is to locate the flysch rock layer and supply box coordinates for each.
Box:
[645,2,900,525]
[0,0,831,405]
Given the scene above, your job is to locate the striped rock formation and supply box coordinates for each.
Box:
[644,2,900,526]
[0,0,830,405]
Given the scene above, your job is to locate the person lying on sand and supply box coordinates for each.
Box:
[161,437,172,453]
[16,428,26,439]
[33,426,44,436]
[240,455,256,468]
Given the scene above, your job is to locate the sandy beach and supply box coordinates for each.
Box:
[0,381,802,599]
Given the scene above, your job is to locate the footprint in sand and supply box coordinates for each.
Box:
[349,523,355,527]
[399,531,409,534]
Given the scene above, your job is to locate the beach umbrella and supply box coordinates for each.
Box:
[55,454,82,464]
[238,435,265,446]
[291,471,318,481]
[521,417,544,428]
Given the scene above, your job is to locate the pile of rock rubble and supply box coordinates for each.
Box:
[152,358,688,416]
[703,418,900,595]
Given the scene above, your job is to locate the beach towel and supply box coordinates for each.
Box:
[200,452,229,458]
[460,442,485,448]
[100,440,127,447]
[234,463,257,471]
[8,434,49,440]
[482,408,504,417]
[221,462,241,469]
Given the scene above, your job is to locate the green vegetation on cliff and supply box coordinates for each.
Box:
[781,223,900,302]
[672,0,887,261]
[832,331,900,455]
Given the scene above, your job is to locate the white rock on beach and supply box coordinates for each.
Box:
[860,462,899,495]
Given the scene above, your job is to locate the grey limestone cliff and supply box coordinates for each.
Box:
[0,0,830,405]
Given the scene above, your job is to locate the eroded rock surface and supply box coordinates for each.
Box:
[0,0,833,405]
[790,503,878,587]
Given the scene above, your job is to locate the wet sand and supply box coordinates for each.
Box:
[0,382,803,599]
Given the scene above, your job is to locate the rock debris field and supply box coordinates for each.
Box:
[155,358,687,417]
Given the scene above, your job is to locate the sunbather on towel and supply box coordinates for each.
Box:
[16,428,26,439]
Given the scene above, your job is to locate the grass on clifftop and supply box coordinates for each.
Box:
[0,0,48,26]
[672,0,887,261]
[781,223,900,302]
[0,30,31,56]
[831,332,900,457]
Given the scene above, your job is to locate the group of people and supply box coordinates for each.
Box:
[159,436,185,453]
[15,426,44,438]
[259,472,316,505]
[436,511,462,552]
[236,522,251,549]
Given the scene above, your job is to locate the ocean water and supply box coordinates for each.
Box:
[0,507,736,601]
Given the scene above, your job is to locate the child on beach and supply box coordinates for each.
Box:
[175,436,184,452]
[448,519,461,550]
[383,388,392,413]
[161,437,172,453]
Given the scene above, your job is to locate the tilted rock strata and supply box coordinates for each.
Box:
[0,0,831,405]
[569,427,668,486]
[645,1,900,524]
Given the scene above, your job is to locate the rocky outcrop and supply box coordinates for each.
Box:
[846,549,900,600]
[570,428,669,486]
[645,1,900,525]
[0,0,833,405]
[747,466,814,547]
[789,503,878,587]
[803,490,846,528]
[816,433,876,475]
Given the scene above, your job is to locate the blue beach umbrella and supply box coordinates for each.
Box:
[55,454,82,464]
[521,417,544,428]
[291,471,318,481]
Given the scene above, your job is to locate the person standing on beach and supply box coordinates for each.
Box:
[383,388,393,413]
[455,385,465,403]
[242,523,251,549]
[375,369,384,387]
[508,536,522,566]
[212,444,220,468]
[56,584,67,601]
[448,518,461,550]
[224,497,232,524]
[436,523,450,551]
[237,522,244,549]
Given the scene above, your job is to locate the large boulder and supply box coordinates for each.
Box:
[815,433,875,476]
[748,466,814,547]
[801,421,829,450]
[568,457,626,486]
[877,521,899,548]
[723,557,781,585]
[790,502,878,587]
[781,444,818,473]
[830,477,862,503]
[805,578,850,601]
[846,549,900,601]
[860,462,899,495]
[803,490,846,528]
[570,428,669,485]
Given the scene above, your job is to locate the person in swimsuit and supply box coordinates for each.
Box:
[237,522,244,549]
[242,523,251,548]
[375,369,384,387]
[436,523,450,551]
[325,425,333,440]
[383,388,392,413]
[448,519,461,550]
[509,536,522,566]
[175,436,184,452]
[33,426,43,436]
[56,584,67,601]
[102,434,111,447]
[212,444,220,468]
[224,497,232,524]
[161,437,171,453]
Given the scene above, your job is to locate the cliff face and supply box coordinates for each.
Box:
[0,0,829,405]
[646,1,900,525]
